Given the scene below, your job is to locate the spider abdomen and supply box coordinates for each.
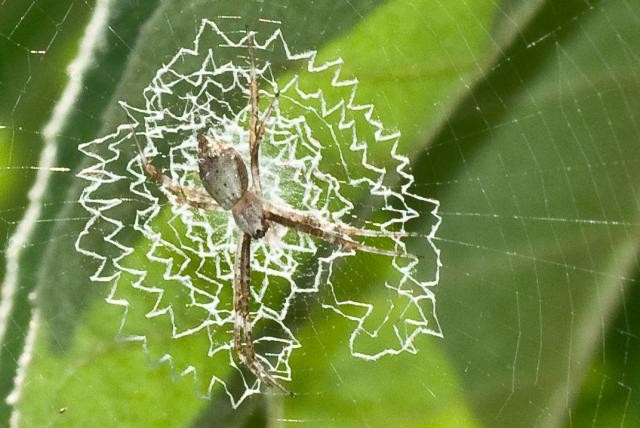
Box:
[198,134,268,239]
[198,134,248,209]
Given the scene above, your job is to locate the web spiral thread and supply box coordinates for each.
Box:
[75,18,442,407]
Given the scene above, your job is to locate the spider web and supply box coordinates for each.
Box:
[75,19,442,406]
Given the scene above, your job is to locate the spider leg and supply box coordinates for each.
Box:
[233,231,292,395]
[256,90,279,143]
[127,127,221,211]
[265,203,418,239]
[264,203,418,259]
[245,29,280,198]
[246,28,263,197]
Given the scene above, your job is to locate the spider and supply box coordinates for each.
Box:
[127,29,412,394]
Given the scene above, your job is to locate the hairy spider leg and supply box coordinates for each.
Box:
[245,28,280,198]
[256,91,279,142]
[233,232,292,395]
[125,117,220,211]
[264,204,418,259]
[246,28,262,197]
[265,203,420,239]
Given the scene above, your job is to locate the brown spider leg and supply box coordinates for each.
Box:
[264,203,419,239]
[233,231,292,395]
[246,29,280,199]
[264,205,416,259]
[127,127,221,211]
[255,91,279,142]
[246,28,263,197]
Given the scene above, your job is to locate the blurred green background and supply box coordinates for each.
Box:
[1,0,640,426]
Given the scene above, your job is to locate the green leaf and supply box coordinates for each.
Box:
[416,1,640,425]
[4,0,640,426]
[0,0,161,420]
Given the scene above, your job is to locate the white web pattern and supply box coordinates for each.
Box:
[75,19,441,406]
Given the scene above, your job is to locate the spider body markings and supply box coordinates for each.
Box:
[128,30,417,395]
